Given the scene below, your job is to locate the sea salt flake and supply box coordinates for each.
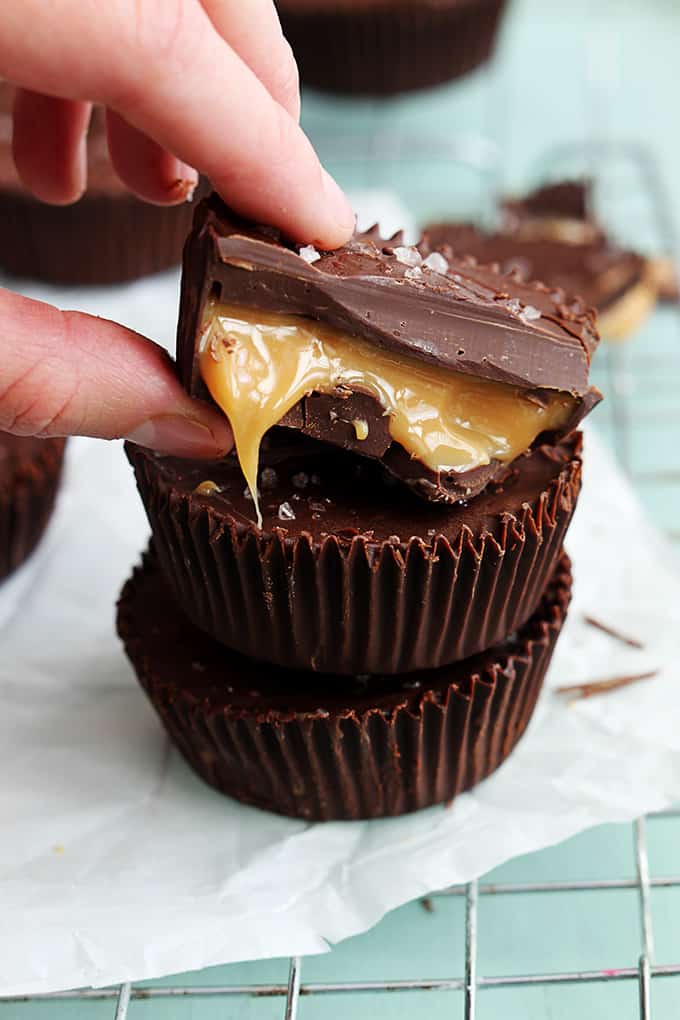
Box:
[520,304,542,323]
[405,266,423,280]
[423,252,449,274]
[277,501,296,521]
[506,298,522,315]
[299,244,321,264]
[393,246,422,268]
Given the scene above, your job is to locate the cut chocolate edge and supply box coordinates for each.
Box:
[177,194,601,502]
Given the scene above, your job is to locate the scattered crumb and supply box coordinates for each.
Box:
[583,614,644,649]
[556,670,658,701]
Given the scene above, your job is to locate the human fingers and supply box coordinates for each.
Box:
[200,0,301,120]
[106,110,198,205]
[11,89,91,204]
[0,287,232,458]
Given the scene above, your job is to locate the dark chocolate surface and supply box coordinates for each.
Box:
[177,194,599,404]
[134,431,580,545]
[276,383,596,503]
[422,222,645,314]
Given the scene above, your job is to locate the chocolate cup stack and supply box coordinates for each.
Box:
[119,196,601,821]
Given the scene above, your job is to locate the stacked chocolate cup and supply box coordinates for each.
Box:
[118,194,601,821]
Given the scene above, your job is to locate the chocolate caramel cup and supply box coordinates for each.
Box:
[118,550,571,820]
[125,432,581,675]
[0,433,66,581]
[276,0,508,97]
[0,190,199,286]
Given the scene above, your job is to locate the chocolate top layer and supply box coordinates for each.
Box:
[134,431,581,546]
[422,222,645,313]
[120,549,571,712]
[177,194,599,401]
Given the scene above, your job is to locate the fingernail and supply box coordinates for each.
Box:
[127,414,232,459]
[321,168,355,235]
[169,162,199,202]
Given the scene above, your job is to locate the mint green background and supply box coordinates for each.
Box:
[4,0,680,1016]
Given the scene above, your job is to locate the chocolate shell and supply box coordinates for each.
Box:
[177,194,600,500]
[422,221,647,318]
[125,432,582,675]
[117,550,572,820]
[0,190,201,286]
[275,0,508,97]
[0,434,66,581]
[179,195,599,399]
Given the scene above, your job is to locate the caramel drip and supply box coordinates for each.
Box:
[200,302,577,527]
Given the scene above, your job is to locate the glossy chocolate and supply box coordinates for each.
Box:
[179,195,599,397]
[177,195,600,500]
[423,221,645,315]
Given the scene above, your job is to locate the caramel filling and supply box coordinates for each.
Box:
[200,302,577,527]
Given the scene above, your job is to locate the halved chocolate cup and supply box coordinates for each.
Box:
[117,550,571,821]
[125,432,581,675]
[0,434,66,581]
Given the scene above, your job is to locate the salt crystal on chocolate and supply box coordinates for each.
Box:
[423,252,449,274]
[393,246,422,268]
[299,245,321,265]
[277,501,296,521]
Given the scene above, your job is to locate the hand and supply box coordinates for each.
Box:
[0,0,354,457]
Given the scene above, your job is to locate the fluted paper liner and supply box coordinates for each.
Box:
[0,437,66,581]
[277,0,507,96]
[126,436,581,675]
[118,552,571,821]
[0,190,198,285]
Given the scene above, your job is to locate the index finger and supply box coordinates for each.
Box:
[0,0,354,247]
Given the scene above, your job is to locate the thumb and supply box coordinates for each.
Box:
[0,287,232,458]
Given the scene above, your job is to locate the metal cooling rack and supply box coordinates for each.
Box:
[4,132,680,1020]
[4,812,680,1018]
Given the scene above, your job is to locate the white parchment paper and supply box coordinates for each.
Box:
[2,193,680,995]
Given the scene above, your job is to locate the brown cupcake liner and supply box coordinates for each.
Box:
[277,0,507,96]
[125,436,582,676]
[0,435,66,581]
[118,551,571,820]
[0,189,199,286]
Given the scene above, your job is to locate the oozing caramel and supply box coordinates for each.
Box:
[200,302,577,527]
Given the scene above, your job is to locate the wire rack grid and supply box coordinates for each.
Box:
[3,139,680,1018]
[4,812,680,1019]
